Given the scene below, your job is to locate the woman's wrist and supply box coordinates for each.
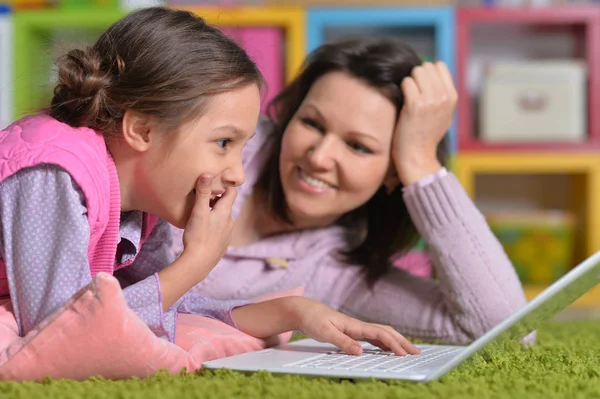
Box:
[395,154,442,187]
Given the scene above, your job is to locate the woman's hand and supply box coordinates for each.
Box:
[293,298,420,356]
[232,297,420,356]
[392,61,457,186]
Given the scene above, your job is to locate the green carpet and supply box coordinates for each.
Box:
[1,320,599,399]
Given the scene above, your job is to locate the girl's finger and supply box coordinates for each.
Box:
[211,186,237,215]
[187,174,212,228]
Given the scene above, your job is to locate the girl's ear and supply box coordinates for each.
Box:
[121,110,155,152]
[383,166,401,194]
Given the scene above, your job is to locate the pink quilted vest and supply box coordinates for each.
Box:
[0,114,158,297]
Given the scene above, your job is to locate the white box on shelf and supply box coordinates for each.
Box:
[479,60,587,143]
[0,5,12,130]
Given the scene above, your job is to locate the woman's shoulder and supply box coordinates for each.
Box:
[242,116,276,167]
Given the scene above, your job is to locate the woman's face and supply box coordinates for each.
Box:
[279,71,398,228]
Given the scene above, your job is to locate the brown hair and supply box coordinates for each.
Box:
[49,7,263,137]
[257,38,448,284]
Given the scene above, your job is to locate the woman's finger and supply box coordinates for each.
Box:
[400,76,421,109]
[435,61,458,101]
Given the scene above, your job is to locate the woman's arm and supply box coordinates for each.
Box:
[309,172,528,344]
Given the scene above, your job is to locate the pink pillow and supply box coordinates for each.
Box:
[392,250,433,278]
[0,273,301,381]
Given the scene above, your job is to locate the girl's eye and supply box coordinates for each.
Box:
[217,139,232,149]
[348,142,372,154]
[301,117,325,133]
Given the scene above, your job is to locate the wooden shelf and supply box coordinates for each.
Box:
[524,284,600,308]
[13,9,126,119]
[182,6,306,84]
[456,6,600,152]
[458,5,600,24]
[459,140,600,152]
[455,152,600,259]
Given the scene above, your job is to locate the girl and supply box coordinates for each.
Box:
[0,8,419,358]
[178,38,529,345]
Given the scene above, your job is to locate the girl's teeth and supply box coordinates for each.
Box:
[300,170,330,189]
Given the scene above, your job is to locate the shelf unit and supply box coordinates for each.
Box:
[11,6,305,120]
[456,152,600,307]
[457,6,600,152]
[307,6,457,155]
[13,9,126,119]
[183,6,305,84]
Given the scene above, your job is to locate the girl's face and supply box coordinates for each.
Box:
[136,84,261,228]
[279,71,397,228]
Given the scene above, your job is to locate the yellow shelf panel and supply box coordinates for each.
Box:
[181,6,306,82]
[524,284,600,309]
[456,152,600,174]
[455,152,600,257]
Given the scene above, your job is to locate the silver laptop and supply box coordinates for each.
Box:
[203,250,600,382]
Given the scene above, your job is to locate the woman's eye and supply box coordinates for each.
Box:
[348,142,372,154]
[301,117,324,133]
[217,139,232,149]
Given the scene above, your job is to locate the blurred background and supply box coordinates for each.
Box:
[1,0,599,313]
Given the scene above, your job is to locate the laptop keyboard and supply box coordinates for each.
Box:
[284,346,461,373]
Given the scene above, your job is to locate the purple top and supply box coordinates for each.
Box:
[171,118,530,345]
[0,164,248,342]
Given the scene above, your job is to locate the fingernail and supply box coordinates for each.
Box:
[200,174,212,185]
[352,345,362,356]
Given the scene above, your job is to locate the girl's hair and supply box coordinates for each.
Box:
[49,7,263,137]
[257,38,448,284]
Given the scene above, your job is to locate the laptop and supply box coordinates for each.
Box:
[203,250,600,382]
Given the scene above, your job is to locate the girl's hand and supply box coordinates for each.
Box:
[392,61,457,186]
[294,299,420,356]
[159,175,237,310]
[182,174,236,277]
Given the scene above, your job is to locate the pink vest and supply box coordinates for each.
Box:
[0,114,158,296]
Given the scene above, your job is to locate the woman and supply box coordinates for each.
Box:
[175,37,527,344]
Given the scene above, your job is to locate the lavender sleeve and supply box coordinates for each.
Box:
[0,165,93,336]
[310,172,528,344]
[117,219,252,342]
[0,165,248,341]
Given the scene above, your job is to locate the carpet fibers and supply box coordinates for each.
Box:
[1,320,598,399]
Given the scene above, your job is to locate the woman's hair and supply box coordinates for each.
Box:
[49,7,263,137]
[257,38,448,284]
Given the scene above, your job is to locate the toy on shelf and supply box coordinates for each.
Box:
[486,209,576,284]
[0,4,11,129]
[456,152,600,260]
[480,60,587,144]
[457,6,600,151]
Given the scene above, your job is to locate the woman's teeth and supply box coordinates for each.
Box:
[299,170,331,189]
